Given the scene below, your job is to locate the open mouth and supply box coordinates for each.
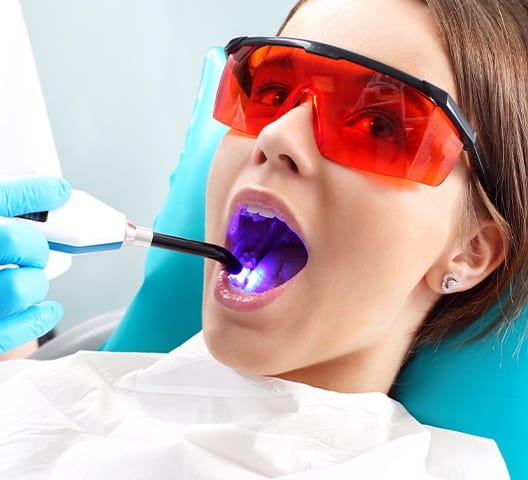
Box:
[226,206,308,294]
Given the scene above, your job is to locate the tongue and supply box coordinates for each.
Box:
[250,245,307,293]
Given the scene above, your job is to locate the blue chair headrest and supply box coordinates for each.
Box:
[102,47,527,479]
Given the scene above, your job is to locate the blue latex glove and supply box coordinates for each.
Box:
[0,176,71,353]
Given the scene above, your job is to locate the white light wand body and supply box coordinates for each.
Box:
[16,190,242,274]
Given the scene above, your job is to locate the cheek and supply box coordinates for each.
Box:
[317,172,460,292]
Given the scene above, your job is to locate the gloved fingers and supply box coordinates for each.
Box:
[0,176,71,217]
[0,301,63,354]
[0,267,49,317]
[0,221,50,268]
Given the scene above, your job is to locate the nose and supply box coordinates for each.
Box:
[250,99,321,177]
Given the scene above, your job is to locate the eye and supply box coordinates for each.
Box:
[346,109,405,145]
[251,82,290,107]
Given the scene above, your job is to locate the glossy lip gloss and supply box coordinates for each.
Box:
[215,268,290,311]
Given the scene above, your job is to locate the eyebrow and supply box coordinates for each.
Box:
[250,53,295,74]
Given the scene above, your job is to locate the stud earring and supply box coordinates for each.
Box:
[441,272,461,293]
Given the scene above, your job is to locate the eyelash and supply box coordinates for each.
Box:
[251,79,291,105]
[345,106,407,145]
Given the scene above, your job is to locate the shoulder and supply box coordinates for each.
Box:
[424,424,509,479]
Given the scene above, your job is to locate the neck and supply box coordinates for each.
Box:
[275,339,410,394]
[274,302,428,394]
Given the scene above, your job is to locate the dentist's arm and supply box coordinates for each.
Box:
[0,176,71,354]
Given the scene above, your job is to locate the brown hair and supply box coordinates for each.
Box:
[414,0,528,349]
[281,0,528,349]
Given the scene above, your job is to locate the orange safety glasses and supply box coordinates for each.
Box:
[213,36,492,193]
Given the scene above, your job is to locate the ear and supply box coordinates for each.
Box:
[425,219,508,295]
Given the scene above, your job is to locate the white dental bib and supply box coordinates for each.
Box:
[0,333,508,479]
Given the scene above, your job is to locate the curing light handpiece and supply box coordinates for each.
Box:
[15,189,242,274]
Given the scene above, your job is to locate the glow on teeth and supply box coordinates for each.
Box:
[245,206,278,219]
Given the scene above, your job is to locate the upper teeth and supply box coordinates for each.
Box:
[246,206,276,219]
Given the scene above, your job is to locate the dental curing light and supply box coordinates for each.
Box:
[15,189,242,274]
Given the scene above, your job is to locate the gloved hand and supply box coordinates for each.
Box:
[0,176,71,353]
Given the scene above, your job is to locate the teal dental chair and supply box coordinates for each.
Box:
[52,48,528,479]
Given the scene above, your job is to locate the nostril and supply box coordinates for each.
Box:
[256,150,267,165]
[256,151,299,173]
[279,154,299,173]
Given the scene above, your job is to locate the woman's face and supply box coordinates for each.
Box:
[202,0,469,392]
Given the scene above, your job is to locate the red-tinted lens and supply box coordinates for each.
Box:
[213,44,464,186]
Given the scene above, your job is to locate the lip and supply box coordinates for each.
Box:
[214,269,291,311]
[213,187,307,311]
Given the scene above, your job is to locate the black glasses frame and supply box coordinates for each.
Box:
[224,36,495,208]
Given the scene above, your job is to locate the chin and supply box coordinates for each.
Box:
[201,311,289,376]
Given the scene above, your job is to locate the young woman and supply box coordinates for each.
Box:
[0,0,526,478]
[203,0,526,393]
